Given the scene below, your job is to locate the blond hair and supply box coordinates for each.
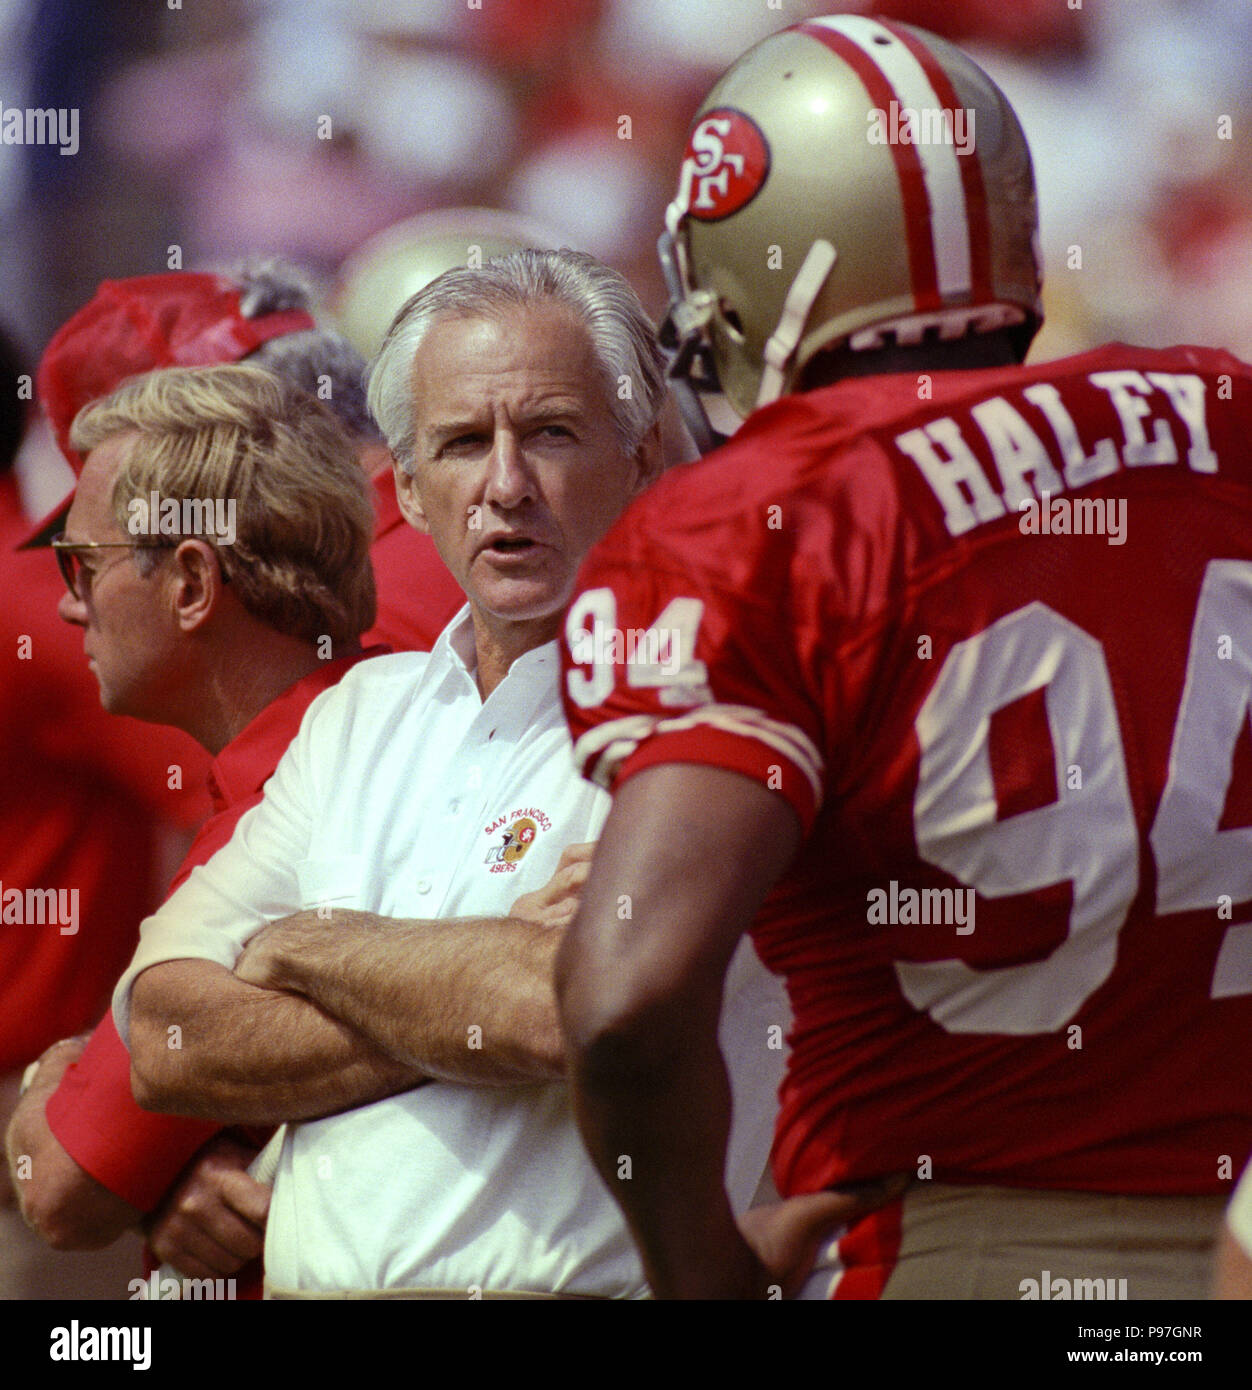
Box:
[71,363,375,644]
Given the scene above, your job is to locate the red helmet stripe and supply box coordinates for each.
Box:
[884,21,993,305]
[797,20,942,313]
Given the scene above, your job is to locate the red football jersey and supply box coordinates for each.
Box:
[562,343,1252,1197]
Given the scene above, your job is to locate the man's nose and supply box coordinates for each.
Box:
[58,587,88,627]
[483,429,538,511]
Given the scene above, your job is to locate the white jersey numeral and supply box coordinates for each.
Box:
[907,561,1252,1035]
[626,597,709,693]
[908,604,1138,1032]
[565,588,618,709]
[565,589,709,709]
[1150,561,1252,999]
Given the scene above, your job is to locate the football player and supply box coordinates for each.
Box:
[555,13,1252,1299]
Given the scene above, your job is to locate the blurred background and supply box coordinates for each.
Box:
[1,0,1247,1302]
[3,0,1251,378]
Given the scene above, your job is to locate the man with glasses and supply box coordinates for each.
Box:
[4,263,465,1301]
[0,323,208,1299]
[6,362,381,1294]
[53,537,170,595]
[50,533,178,709]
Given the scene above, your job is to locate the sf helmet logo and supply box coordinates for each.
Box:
[681,109,770,221]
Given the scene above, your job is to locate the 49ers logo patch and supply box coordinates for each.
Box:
[483,807,551,873]
[680,108,770,221]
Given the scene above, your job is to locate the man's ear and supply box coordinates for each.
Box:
[628,420,666,496]
[169,539,224,633]
[392,455,430,534]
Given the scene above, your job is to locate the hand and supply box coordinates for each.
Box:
[737,1175,911,1299]
[235,909,385,992]
[25,1034,92,1085]
[233,922,290,992]
[511,842,596,928]
[233,911,328,992]
[2,1034,91,1209]
[144,1133,270,1280]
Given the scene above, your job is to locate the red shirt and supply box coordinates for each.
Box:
[562,343,1252,1197]
[0,477,210,1071]
[46,650,384,1212]
[362,470,465,652]
[42,468,460,1197]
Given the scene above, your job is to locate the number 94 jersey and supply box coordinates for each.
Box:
[561,343,1252,1198]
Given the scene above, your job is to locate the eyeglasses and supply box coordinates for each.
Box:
[50,534,175,600]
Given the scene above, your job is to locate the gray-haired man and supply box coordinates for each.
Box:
[116,251,786,1297]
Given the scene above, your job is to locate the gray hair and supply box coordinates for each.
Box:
[366,249,665,473]
[249,329,381,443]
[232,255,315,317]
[225,256,381,443]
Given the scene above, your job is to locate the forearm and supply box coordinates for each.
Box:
[556,764,803,1297]
[129,958,419,1126]
[5,1041,142,1249]
[265,911,565,1084]
[565,992,757,1298]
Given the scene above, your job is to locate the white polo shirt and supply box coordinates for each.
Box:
[115,610,787,1295]
[1231,1159,1252,1260]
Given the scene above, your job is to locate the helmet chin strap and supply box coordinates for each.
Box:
[756,239,838,410]
[659,219,736,456]
[670,379,732,457]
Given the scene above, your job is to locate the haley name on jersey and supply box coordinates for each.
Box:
[561,342,1252,1198]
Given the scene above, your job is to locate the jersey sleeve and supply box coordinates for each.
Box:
[561,506,828,834]
[43,1012,218,1212]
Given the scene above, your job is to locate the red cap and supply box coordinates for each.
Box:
[21,272,315,547]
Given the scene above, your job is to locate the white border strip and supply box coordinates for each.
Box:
[810,13,972,299]
[574,704,825,809]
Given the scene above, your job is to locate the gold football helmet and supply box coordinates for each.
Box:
[331,207,569,358]
[659,13,1043,449]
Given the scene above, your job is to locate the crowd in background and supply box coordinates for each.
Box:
[1,0,1252,1309]
[2,0,1252,365]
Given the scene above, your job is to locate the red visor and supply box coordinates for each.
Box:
[21,272,314,548]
